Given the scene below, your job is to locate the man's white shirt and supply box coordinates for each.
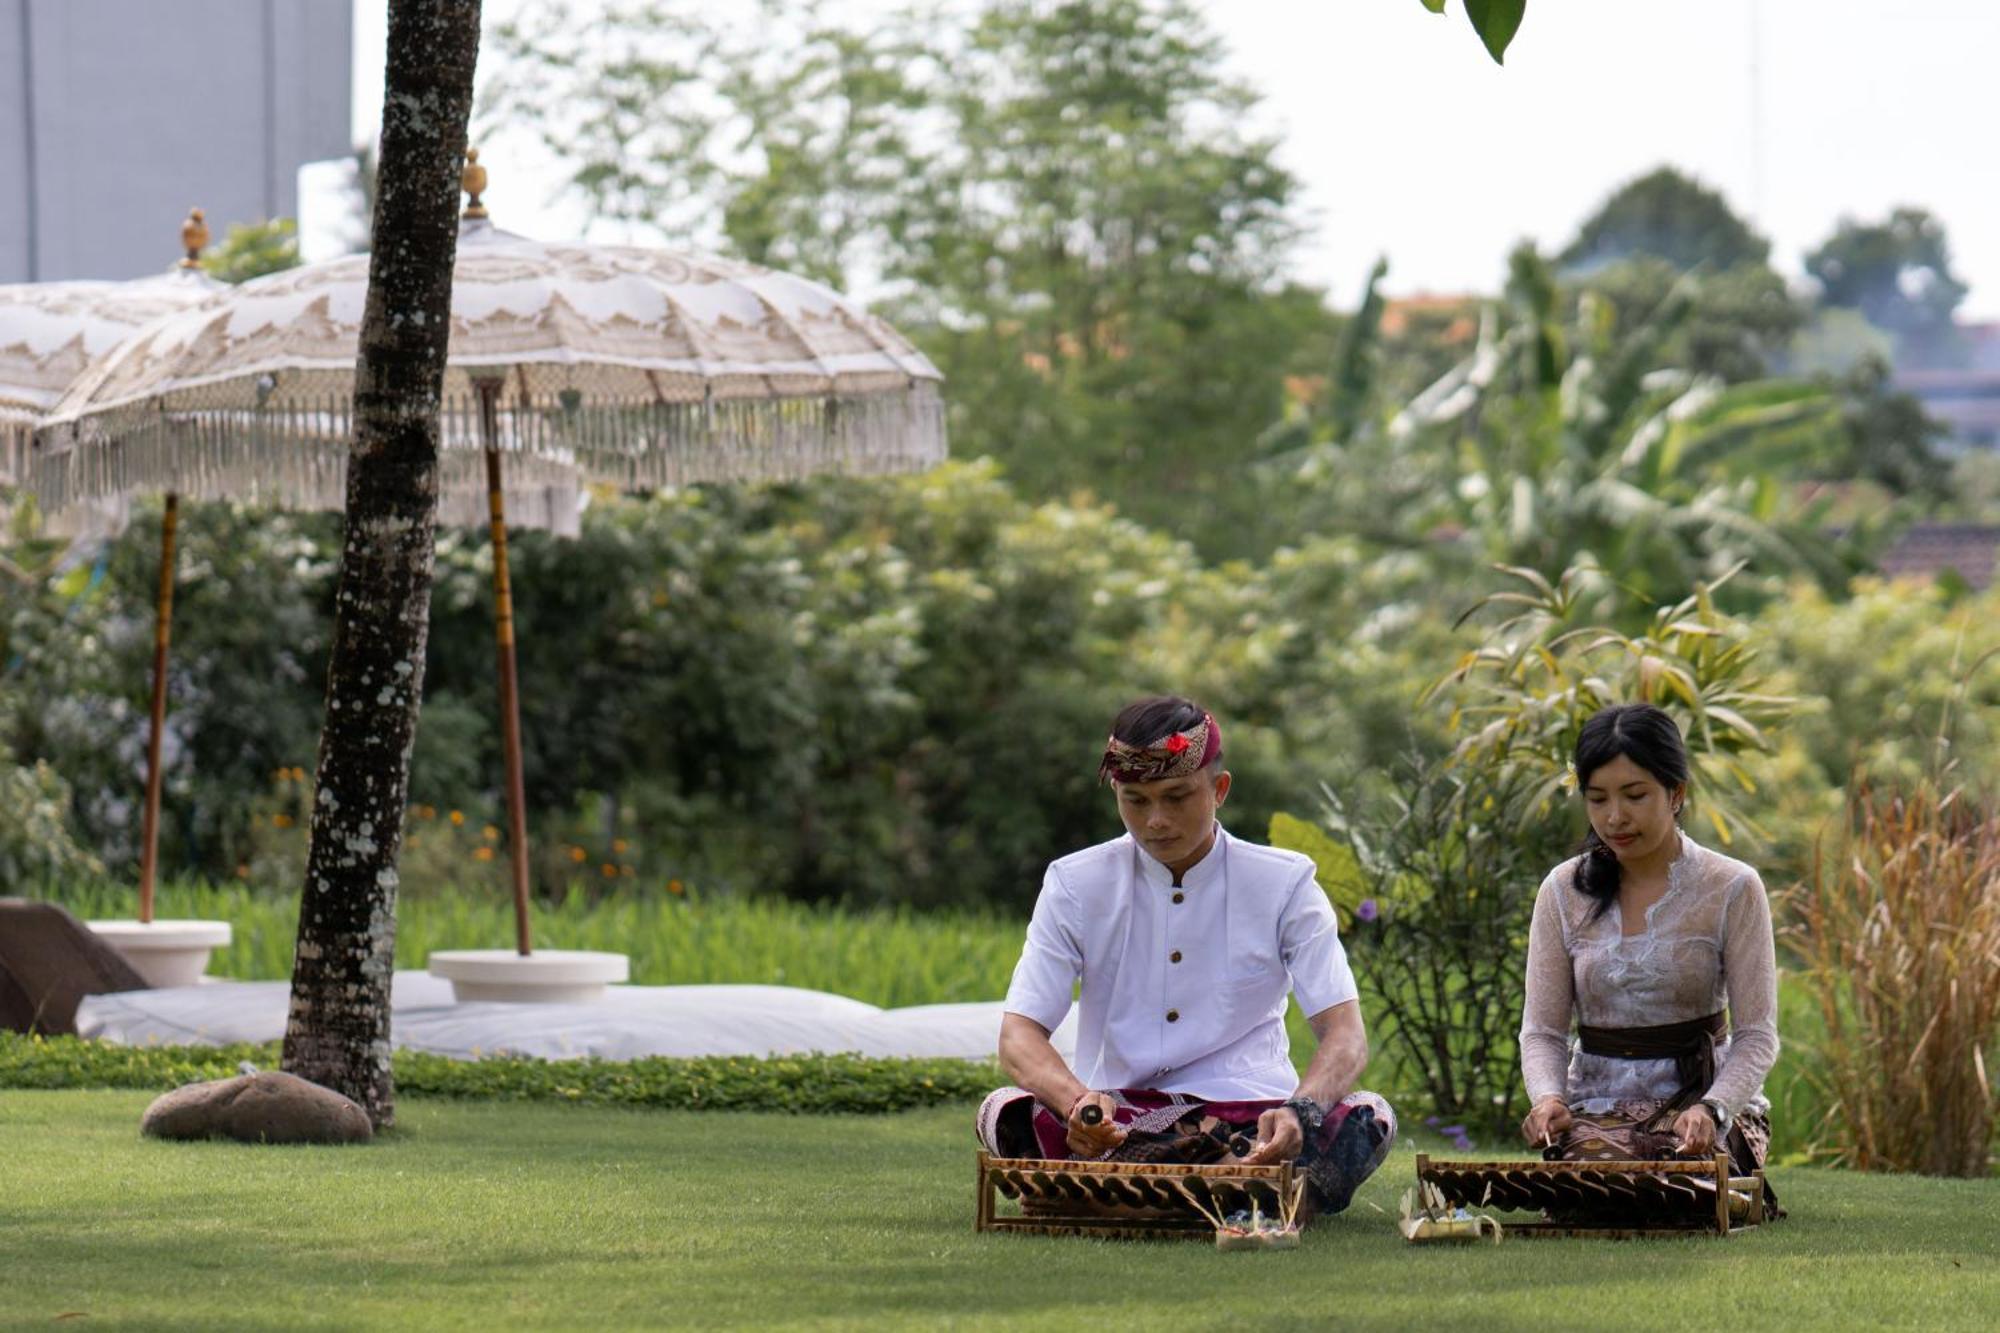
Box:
[1003,824,1357,1101]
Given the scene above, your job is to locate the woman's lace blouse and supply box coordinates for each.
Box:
[1518,834,1780,1117]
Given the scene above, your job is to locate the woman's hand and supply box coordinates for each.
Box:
[1520,1095,1572,1149]
[1671,1104,1719,1157]
[1063,1090,1126,1157]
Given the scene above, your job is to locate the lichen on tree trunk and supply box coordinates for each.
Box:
[281,0,483,1129]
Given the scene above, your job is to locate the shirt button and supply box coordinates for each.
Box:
[1170,950,1183,963]
[1166,1009,1180,1023]
[1172,891,1185,904]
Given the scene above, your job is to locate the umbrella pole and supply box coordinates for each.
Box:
[478,383,534,955]
[137,491,179,925]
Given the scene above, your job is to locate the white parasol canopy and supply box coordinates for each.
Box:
[0,246,219,502]
[36,218,947,508]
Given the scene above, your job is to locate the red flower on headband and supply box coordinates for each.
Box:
[1164,733,1190,755]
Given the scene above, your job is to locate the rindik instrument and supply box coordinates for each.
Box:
[1407,1152,1768,1240]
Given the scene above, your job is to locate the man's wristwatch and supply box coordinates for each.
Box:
[1282,1096,1326,1139]
[1698,1098,1731,1134]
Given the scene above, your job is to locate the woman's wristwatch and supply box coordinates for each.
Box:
[1698,1097,1731,1134]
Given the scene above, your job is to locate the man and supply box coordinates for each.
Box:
[977,695,1396,1215]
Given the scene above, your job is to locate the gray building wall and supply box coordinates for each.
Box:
[0,0,351,282]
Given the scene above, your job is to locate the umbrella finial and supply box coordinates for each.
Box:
[180,208,209,269]
[462,148,489,221]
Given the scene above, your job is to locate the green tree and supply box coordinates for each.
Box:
[1558,166,1770,274]
[1805,207,1969,366]
[487,0,1338,556]
[205,218,303,284]
[1270,246,1863,617]
[1572,256,1802,384]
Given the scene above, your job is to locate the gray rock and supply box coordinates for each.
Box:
[141,1070,373,1145]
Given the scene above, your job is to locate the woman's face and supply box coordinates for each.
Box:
[1582,753,1682,866]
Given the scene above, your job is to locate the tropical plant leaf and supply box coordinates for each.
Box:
[1268,811,1370,924]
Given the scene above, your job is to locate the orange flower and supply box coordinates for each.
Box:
[482,825,500,842]
[612,839,630,854]
[417,805,436,820]
[449,810,465,826]
[600,863,618,878]
[569,846,587,863]
[473,846,495,862]
[620,864,636,878]
[272,813,294,829]
[667,879,685,896]
[235,863,250,879]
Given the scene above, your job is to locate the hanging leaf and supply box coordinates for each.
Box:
[1464,0,1527,64]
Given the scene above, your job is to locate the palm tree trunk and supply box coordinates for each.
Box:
[281,0,483,1129]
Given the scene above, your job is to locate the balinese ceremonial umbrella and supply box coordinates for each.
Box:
[27,204,582,931]
[39,152,946,966]
[0,211,221,522]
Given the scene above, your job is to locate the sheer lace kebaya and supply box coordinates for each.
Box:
[1519,833,1780,1121]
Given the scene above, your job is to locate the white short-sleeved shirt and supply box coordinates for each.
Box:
[1003,824,1358,1101]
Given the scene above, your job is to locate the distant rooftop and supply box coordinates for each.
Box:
[1874,523,2000,591]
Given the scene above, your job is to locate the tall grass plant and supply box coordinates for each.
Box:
[1784,782,2000,1175]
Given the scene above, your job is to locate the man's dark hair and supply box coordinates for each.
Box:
[1110,695,1210,748]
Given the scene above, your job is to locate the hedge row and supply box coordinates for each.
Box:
[0,1034,999,1113]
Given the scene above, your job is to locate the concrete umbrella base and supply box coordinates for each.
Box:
[86,919,234,989]
[426,949,631,1004]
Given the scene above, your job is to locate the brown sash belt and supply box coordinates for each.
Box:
[1576,1010,1726,1117]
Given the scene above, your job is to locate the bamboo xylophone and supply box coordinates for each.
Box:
[974,1151,1302,1242]
[1411,1152,1768,1239]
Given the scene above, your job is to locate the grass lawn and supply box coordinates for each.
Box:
[2,1092,1993,1331]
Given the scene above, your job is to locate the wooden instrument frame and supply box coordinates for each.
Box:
[1414,1152,1768,1239]
[974,1151,1301,1242]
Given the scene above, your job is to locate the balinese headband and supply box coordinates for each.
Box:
[1097,713,1222,784]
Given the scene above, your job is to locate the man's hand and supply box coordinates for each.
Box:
[1520,1095,1572,1149]
[1063,1091,1126,1157]
[1241,1105,1304,1165]
[1671,1104,1718,1157]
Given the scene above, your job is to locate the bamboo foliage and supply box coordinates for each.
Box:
[1425,560,1796,846]
[1786,782,2000,1176]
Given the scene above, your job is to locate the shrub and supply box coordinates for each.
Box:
[1783,781,2000,1176]
[0,752,106,887]
[1305,759,1567,1133]
[0,1034,999,1113]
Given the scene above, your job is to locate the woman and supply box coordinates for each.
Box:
[1518,703,1781,1212]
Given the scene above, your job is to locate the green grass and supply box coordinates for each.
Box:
[43,881,1024,1009]
[1,1091,1993,1331]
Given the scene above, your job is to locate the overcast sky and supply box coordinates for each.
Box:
[334,0,2000,318]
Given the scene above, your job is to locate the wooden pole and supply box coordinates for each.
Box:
[477,381,534,955]
[137,491,179,924]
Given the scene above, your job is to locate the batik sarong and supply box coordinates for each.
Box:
[976,1087,1396,1215]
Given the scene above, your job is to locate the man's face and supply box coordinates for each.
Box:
[1114,768,1230,869]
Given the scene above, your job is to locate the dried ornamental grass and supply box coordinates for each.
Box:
[1785,782,2000,1176]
